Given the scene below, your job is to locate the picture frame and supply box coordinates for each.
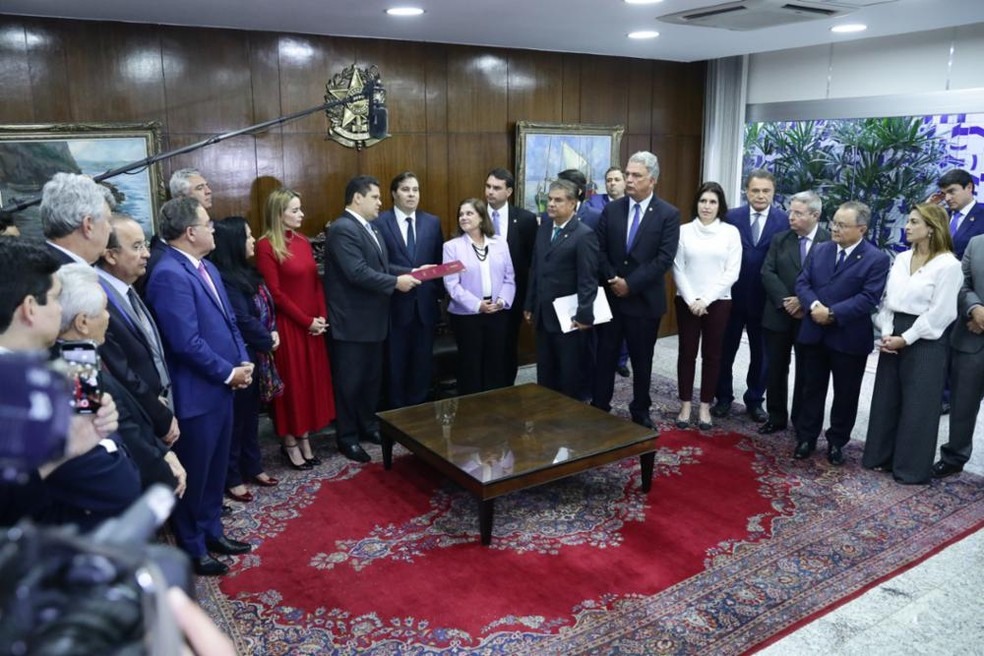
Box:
[515,121,625,214]
[0,122,166,238]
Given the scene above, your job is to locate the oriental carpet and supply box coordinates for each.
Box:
[197,377,984,655]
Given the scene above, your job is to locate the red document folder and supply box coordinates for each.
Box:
[411,260,465,281]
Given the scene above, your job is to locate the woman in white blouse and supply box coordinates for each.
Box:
[672,182,742,430]
[863,203,962,484]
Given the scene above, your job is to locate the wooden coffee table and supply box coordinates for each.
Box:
[377,383,658,545]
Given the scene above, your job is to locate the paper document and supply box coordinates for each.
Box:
[551,286,612,334]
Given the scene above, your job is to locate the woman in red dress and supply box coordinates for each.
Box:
[255,188,335,468]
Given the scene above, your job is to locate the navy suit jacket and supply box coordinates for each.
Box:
[597,195,680,319]
[953,202,984,260]
[526,218,599,333]
[144,247,248,420]
[725,204,789,317]
[502,204,538,309]
[795,238,890,356]
[376,209,444,327]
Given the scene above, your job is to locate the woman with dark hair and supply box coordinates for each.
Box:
[443,198,516,395]
[671,181,741,431]
[255,189,335,468]
[209,216,281,501]
[863,203,962,484]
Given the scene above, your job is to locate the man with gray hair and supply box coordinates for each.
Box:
[793,201,889,465]
[41,172,113,265]
[169,168,213,210]
[759,190,830,434]
[593,151,680,429]
[144,196,253,575]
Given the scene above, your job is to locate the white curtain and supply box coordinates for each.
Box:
[702,56,747,207]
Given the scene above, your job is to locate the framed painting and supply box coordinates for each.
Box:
[515,121,624,214]
[0,122,165,238]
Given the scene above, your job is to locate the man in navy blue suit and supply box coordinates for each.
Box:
[145,197,254,576]
[712,169,789,423]
[793,201,890,465]
[376,171,443,408]
[593,151,680,428]
[937,169,984,260]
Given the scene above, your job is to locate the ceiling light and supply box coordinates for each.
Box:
[831,24,867,34]
[624,0,664,4]
[627,30,660,39]
[386,7,424,16]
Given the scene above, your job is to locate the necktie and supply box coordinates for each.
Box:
[492,209,501,235]
[196,261,222,306]
[365,222,381,251]
[949,211,962,237]
[798,236,808,264]
[127,287,155,337]
[626,203,641,250]
[835,249,846,270]
[127,287,172,408]
[751,212,763,245]
[405,217,416,258]
[551,226,562,243]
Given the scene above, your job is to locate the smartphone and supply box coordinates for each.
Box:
[57,340,102,414]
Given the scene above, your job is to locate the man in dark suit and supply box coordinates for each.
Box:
[937,168,984,260]
[485,168,538,384]
[793,201,890,465]
[40,172,113,266]
[524,180,598,398]
[593,151,680,428]
[376,171,443,408]
[712,169,789,422]
[97,215,180,447]
[324,176,420,463]
[759,191,830,434]
[145,197,254,576]
[934,234,984,478]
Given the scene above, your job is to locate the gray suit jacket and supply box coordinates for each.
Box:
[951,234,984,354]
[761,227,830,332]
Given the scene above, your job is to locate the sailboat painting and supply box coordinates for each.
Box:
[516,121,624,213]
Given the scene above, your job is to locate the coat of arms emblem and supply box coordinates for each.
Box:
[324,64,389,150]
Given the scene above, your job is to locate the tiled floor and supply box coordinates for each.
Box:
[519,333,983,654]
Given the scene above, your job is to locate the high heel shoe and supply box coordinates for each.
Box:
[281,445,313,470]
[253,474,279,487]
[297,436,322,466]
[225,488,254,502]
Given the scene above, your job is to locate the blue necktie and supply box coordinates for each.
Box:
[798,236,808,264]
[835,249,846,270]
[405,217,416,258]
[949,211,962,237]
[492,209,501,235]
[751,212,763,245]
[626,203,641,250]
[551,226,562,243]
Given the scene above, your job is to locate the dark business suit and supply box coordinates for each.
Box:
[593,194,680,423]
[525,217,598,398]
[376,209,443,407]
[941,235,984,468]
[500,204,538,384]
[716,205,789,411]
[45,242,79,266]
[952,202,984,260]
[145,246,249,558]
[794,239,890,450]
[98,273,174,439]
[760,226,830,427]
[324,211,409,447]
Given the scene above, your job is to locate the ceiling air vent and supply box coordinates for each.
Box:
[657,0,861,31]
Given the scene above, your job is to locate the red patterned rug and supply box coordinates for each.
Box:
[197,378,984,655]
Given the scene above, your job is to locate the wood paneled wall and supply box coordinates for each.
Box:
[0,17,705,337]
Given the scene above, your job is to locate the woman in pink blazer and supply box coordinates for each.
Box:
[443,198,516,394]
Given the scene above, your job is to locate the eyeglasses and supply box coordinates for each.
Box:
[189,220,215,232]
[830,221,859,231]
[108,241,150,253]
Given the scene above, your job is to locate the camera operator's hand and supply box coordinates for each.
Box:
[36,413,104,479]
[164,451,187,498]
[92,392,119,439]
[167,588,236,656]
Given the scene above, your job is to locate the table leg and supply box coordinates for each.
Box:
[479,499,494,545]
[640,452,655,493]
[381,432,394,470]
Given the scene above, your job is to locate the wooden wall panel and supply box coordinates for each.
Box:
[0,16,706,337]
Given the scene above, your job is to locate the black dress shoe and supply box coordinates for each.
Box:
[222,504,233,516]
[757,420,787,435]
[931,461,963,478]
[793,442,814,459]
[206,535,252,555]
[674,419,691,429]
[827,444,845,466]
[746,405,768,423]
[710,402,731,419]
[697,420,713,431]
[363,431,382,445]
[616,365,631,378]
[192,555,229,576]
[339,443,371,463]
[632,415,655,429]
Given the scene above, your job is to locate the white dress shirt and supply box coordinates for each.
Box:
[875,250,962,344]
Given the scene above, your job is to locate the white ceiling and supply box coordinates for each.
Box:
[1,0,978,62]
